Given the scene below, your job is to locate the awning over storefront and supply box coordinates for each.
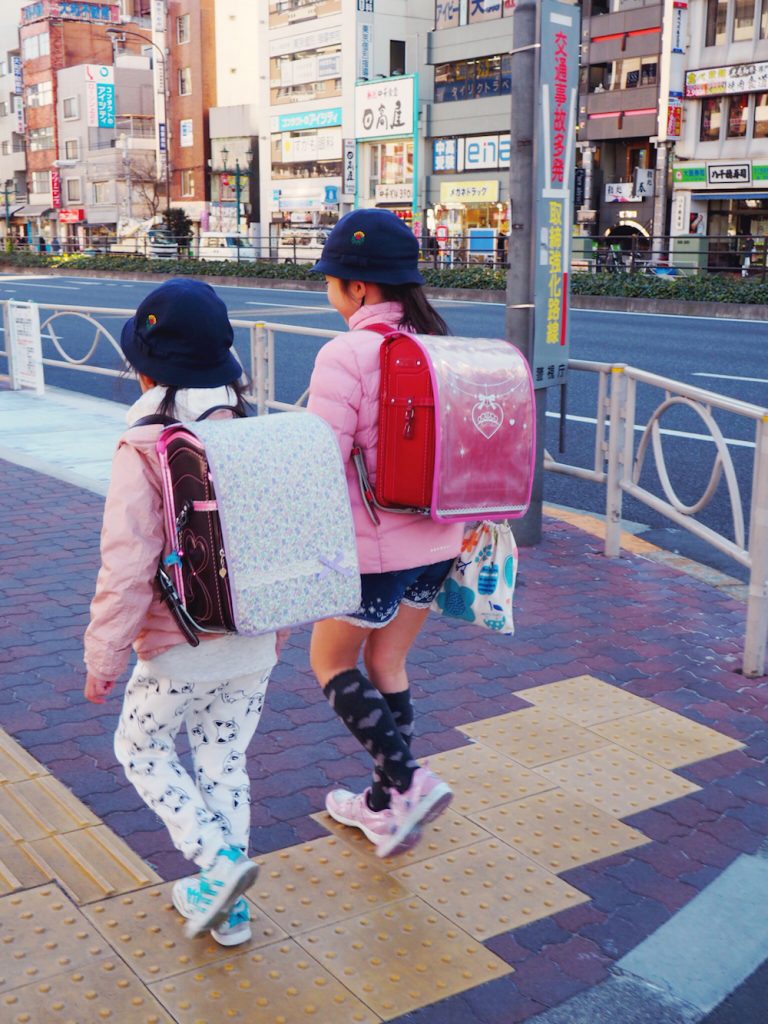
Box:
[692,192,768,201]
[12,205,54,218]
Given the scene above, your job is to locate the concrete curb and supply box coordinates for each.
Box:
[571,292,768,321]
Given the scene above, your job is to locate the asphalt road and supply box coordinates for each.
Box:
[1,273,765,581]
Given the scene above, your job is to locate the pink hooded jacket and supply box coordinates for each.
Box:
[307,301,463,574]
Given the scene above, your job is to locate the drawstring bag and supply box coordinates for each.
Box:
[431,521,518,635]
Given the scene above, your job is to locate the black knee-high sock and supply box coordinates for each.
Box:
[324,669,417,793]
[368,691,414,811]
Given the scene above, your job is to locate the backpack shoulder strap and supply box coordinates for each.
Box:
[196,405,245,421]
[365,322,399,337]
[131,414,179,428]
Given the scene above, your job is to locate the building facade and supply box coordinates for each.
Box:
[0,12,26,239]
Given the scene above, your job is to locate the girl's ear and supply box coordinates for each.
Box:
[138,373,157,393]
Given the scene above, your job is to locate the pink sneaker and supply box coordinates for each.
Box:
[376,766,453,860]
[325,787,422,856]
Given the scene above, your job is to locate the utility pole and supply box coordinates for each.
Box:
[505,0,543,546]
[4,180,12,252]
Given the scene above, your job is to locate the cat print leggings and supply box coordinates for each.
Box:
[114,664,271,871]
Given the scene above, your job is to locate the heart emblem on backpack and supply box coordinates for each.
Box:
[471,399,503,439]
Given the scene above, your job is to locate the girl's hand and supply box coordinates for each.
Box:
[85,673,115,704]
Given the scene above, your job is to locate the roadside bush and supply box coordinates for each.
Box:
[571,271,768,305]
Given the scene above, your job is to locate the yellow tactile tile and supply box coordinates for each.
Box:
[469,789,650,872]
[420,744,556,814]
[0,884,111,993]
[3,958,173,1024]
[0,730,47,784]
[390,839,589,940]
[458,707,609,767]
[0,842,54,896]
[516,675,653,726]
[252,836,408,934]
[534,744,701,818]
[297,897,512,1020]
[84,882,288,982]
[150,938,379,1024]
[27,826,161,905]
[590,705,745,769]
[312,808,493,866]
[0,776,99,843]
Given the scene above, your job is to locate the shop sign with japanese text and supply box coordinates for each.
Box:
[274,108,342,132]
[343,139,356,196]
[707,162,751,185]
[686,61,768,97]
[50,169,61,208]
[375,183,413,203]
[355,76,414,139]
[439,180,499,203]
[85,64,114,128]
[24,2,119,22]
[433,133,510,172]
[532,0,580,390]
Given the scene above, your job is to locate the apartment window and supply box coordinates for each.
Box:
[63,96,79,120]
[176,14,190,43]
[26,80,52,108]
[180,169,194,196]
[700,97,722,141]
[30,170,50,193]
[0,101,6,117]
[0,141,8,155]
[761,0,768,37]
[64,138,79,160]
[65,178,81,203]
[0,61,7,76]
[21,32,50,61]
[733,0,755,40]
[727,93,749,136]
[92,180,110,204]
[390,40,405,76]
[178,67,192,96]
[755,92,768,136]
[705,0,728,45]
[28,126,54,151]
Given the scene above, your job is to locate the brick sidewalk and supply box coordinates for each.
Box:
[2,456,768,1022]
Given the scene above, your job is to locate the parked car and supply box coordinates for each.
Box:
[197,232,259,262]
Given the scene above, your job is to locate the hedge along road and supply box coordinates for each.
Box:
[1,273,765,579]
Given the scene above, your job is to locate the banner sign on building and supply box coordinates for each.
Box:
[439,180,499,203]
[532,0,580,389]
[274,108,342,132]
[50,168,61,208]
[358,22,373,82]
[11,55,22,94]
[85,64,114,128]
[375,183,413,203]
[23,2,119,22]
[433,134,510,172]
[355,76,414,139]
[686,61,768,97]
[343,138,356,197]
[671,0,687,54]
[7,301,44,395]
[667,91,683,137]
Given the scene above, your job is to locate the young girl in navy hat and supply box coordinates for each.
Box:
[307,208,463,858]
[84,279,286,946]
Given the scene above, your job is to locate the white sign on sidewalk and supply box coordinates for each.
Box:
[7,300,44,394]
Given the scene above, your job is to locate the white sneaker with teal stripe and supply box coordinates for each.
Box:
[172,877,252,946]
[173,846,259,939]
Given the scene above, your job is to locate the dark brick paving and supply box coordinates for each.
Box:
[1,456,767,1024]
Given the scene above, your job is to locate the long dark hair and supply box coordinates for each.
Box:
[342,281,449,335]
[156,378,253,418]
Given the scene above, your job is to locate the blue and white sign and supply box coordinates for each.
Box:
[433,138,459,172]
[275,107,342,132]
[324,185,339,204]
[85,64,114,128]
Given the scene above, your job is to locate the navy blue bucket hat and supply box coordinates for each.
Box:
[120,278,242,387]
[312,208,424,285]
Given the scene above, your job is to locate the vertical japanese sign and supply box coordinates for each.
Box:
[7,301,44,395]
[658,1,687,141]
[532,0,580,389]
[85,64,114,128]
[343,138,356,198]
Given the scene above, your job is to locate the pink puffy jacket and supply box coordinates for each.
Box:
[307,301,463,574]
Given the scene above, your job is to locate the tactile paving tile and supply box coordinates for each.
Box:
[420,744,556,814]
[84,882,288,982]
[3,957,173,1023]
[590,705,745,769]
[534,744,701,818]
[458,707,609,767]
[0,884,110,992]
[0,730,46,785]
[469,789,650,872]
[297,896,512,1020]
[252,836,408,934]
[390,839,588,940]
[0,842,56,896]
[0,776,99,843]
[312,808,493,866]
[27,826,161,905]
[150,938,379,1024]
[516,674,653,726]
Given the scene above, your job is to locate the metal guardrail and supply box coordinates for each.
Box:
[1,303,765,676]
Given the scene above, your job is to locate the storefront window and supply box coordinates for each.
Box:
[434,0,513,29]
[367,140,413,199]
[733,0,755,40]
[705,0,728,45]
[434,54,510,103]
[755,92,768,136]
[727,94,749,137]
[700,97,722,141]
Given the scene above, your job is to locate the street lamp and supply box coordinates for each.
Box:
[221,145,252,236]
[105,27,171,224]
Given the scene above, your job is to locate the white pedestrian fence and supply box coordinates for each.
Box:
[1,303,766,678]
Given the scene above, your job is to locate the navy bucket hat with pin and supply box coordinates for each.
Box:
[120,278,242,388]
[312,208,424,286]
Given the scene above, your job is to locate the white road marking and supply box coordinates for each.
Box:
[0,281,82,290]
[545,410,755,448]
[245,300,329,310]
[693,372,768,384]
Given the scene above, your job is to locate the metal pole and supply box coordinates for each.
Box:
[744,415,768,677]
[505,0,543,546]
[235,159,242,235]
[4,183,10,250]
